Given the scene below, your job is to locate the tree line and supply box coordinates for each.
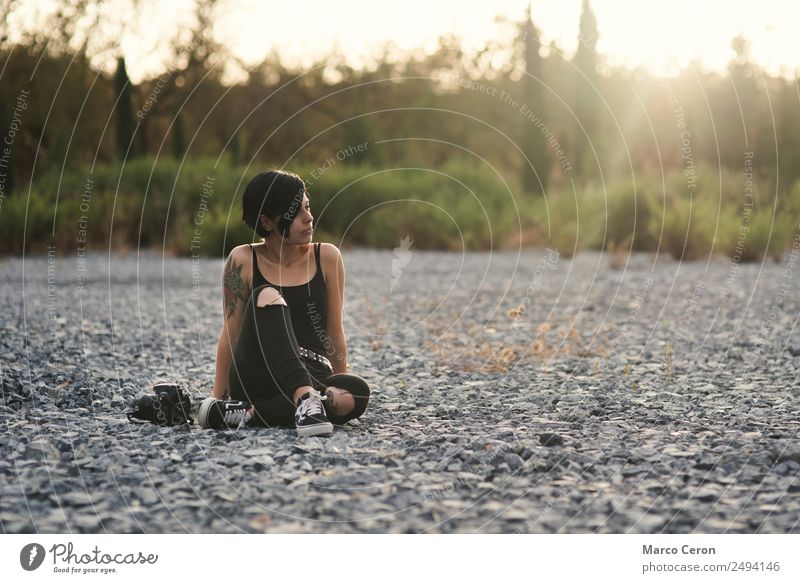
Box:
[2,0,799,257]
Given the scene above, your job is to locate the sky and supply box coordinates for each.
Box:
[9,0,800,82]
[221,0,799,76]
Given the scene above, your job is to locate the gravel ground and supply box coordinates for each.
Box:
[1,247,799,533]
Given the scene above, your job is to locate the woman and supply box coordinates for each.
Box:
[198,170,371,437]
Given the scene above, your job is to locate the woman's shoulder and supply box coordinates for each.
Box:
[318,242,343,285]
[225,244,255,286]
[318,242,342,264]
[228,243,255,264]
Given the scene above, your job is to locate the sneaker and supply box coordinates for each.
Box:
[198,397,253,430]
[294,390,333,437]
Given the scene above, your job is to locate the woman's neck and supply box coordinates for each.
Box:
[259,237,308,267]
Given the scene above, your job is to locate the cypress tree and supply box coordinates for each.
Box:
[114,57,136,161]
[573,0,599,179]
[521,3,548,196]
[0,82,13,197]
[172,110,186,159]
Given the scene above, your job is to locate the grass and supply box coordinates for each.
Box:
[3,157,799,261]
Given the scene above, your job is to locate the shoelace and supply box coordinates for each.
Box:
[297,391,327,421]
[223,407,251,429]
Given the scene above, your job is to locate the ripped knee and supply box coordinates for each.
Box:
[324,386,356,417]
[324,375,371,423]
[256,286,287,308]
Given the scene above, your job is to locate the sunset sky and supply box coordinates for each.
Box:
[8,0,800,81]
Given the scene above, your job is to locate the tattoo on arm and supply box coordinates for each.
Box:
[223,259,247,319]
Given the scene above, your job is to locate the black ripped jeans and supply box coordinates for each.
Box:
[228,285,371,428]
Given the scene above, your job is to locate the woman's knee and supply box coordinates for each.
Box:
[325,373,371,423]
[327,373,371,399]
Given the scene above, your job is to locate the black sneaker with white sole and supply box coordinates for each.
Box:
[198,397,253,430]
[294,390,333,437]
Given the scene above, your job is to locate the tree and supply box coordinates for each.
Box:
[0,80,13,197]
[572,0,599,179]
[172,109,186,159]
[521,3,549,195]
[114,56,136,160]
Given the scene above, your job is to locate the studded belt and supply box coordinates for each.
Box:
[297,346,333,371]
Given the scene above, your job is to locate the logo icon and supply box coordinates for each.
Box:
[390,234,414,295]
[20,543,46,571]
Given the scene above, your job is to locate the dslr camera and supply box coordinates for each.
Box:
[127,383,194,426]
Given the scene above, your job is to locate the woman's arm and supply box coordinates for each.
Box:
[212,327,235,399]
[323,243,349,374]
[212,247,250,398]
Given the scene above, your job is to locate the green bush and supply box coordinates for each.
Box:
[649,190,739,261]
[601,176,659,251]
[742,210,793,262]
[4,157,800,259]
[3,157,527,255]
[533,191,580,257]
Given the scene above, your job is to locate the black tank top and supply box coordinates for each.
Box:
[250,243,330,356]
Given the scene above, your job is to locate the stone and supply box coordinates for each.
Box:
[540,433,565,447]
[1,252,797,534]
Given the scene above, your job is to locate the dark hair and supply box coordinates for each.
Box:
[242,170,307,238]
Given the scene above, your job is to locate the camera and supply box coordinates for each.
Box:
[127,383,194,426]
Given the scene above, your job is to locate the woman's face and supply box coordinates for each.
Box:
[263,192,314,242]
[288,192,314,242]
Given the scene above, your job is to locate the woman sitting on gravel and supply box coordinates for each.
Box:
[198,170,371,437]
